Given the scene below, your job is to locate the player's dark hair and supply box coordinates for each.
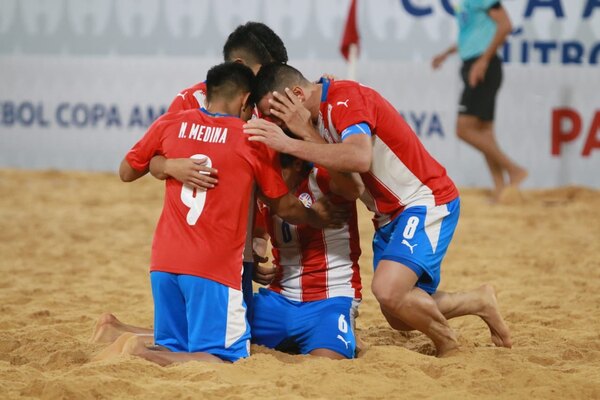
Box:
[205,62,255,104]
[223,22,288,65]
[279,153,312,177]
[250,63,309,105]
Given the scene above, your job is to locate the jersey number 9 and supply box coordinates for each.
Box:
[180,154,213,225]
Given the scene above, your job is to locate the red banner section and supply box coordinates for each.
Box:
[552,108,600,156]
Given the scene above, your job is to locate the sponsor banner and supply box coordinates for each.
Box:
[1,56,598,188]
[0,0,599,65]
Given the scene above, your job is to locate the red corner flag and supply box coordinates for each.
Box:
[340,0,359,61]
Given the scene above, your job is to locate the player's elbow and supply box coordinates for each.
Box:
[501,21,512,36]
[498,14,512,36]
[119,160,140,182]
[352,155,371,174]
[119,169,136,182]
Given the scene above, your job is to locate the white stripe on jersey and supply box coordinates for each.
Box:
[193,90,206,108]
[326,104,341,143]
[367,136,436,226]
[274,220,303,299]
[307,174,356,299]
[269,167,360,302]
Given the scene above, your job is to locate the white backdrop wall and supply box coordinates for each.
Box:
[0,0,599,188]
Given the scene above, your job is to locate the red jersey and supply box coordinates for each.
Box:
[317,79,459,229]
[168,82,207,113]
[126,108,288,289]
[258,167,362,302]
[168,81,262,262]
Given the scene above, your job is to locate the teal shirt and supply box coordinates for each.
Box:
[456,0,499,60]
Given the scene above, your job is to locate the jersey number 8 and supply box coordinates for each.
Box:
[402,216,420,240]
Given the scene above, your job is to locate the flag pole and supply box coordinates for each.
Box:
[347,43,358,81]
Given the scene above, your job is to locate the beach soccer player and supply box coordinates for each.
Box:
[153,21,290,322]
[105,62,336,365]
[251,153,363,360]
[244,63,513,357]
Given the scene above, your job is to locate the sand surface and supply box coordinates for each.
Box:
[0,169,599,399]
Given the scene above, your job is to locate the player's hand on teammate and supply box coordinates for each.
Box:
[309,197,350,229]
[268,88,315,141]
[468,57,489,87]
[253,263,276,285]
[244,119,295,153]
[164,157,218,189]
[251,237,275,285]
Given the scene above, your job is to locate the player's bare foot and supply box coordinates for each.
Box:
[508,166,528,187]
[90,313,124,343]
[92,332,138,362]
[433,325,460,358]
[437,345,461,358]
[121,334,150,358]
[436,339,460,358]
[476,284,512,348]
[355,333,369,355]
[489,187,504,204]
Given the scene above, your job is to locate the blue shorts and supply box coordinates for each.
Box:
[150,271,251,362]
[251,288,357,359]
[373,198,460,294]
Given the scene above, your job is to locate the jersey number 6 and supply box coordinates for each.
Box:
[180,154,213,225]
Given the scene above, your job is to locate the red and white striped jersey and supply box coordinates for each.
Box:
[258,166,362,302]
[317,79,459,229]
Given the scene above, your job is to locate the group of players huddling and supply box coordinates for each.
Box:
[92,22,512,365]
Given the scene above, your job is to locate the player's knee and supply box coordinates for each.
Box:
[456,115,476,134]
[371,279,407,311]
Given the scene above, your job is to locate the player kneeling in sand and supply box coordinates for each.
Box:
[92,152,363,361]
[251,153,363,360]
[244,63,512,357]
[97,62,336,365]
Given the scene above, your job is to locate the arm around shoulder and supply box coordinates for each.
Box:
[288,133,372,174]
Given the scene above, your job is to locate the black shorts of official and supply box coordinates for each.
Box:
[459,54,502,121]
